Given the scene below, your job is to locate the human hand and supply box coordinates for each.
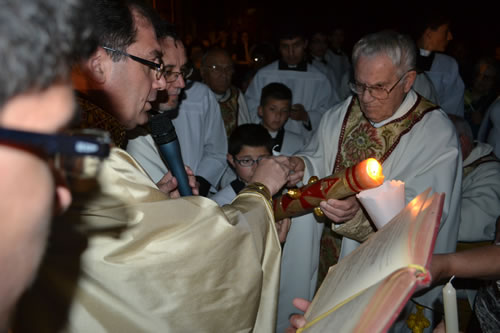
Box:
[156,165,199,198]
[287,156,305,186]
[275,218,291,243]
[285,298,311,333]
[290,104,309,122]
[319,195,360,223]
[429,254,449,285]
[251,156,291,196]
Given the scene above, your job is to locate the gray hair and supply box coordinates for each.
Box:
[352,30,416,76]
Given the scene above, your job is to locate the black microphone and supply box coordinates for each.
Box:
[150,112,192,196]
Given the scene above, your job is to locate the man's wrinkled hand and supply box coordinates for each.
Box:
[319,195,360,223]
[156,165,199,198]
[287,156,305,187]
[251,156,291,196]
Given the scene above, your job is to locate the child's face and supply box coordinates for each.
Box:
[258,98,291,132]
[228,145,271,184]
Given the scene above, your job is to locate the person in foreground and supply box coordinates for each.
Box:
[0,0,98,332]
[279,30,461,332]
[14,1,297,332]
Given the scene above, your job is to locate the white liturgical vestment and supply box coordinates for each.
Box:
[458,142,500,242]
[245,60,338,138]
[127,81,228,188]
[276,90,462,333]
[420,49,465,117]
[15,148,281,333]
[478,96,500,158]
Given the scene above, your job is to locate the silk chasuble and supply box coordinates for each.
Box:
[14,95,281,333]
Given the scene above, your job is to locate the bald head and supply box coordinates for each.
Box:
[200,48,234,94]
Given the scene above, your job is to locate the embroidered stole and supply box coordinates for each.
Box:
[332,94,439,241]
[76,95,127,148]
[464,152,500,178]
[218,86,240,137]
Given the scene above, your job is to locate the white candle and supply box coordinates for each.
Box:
[443,276,459,333]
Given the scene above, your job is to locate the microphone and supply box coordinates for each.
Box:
[150,112,193,196]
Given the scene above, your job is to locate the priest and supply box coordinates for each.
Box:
[277,30,462,333]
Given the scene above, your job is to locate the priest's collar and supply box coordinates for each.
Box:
[419,48,432,56]
[366,90,417,128]
[416,49,435,72]
[75,92,127,148]
[278,59,307,72]
[214,88,232,102]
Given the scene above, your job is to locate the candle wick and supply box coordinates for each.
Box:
[449,275,455,284]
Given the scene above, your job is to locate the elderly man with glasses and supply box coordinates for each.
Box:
[127,27,228,197]
[277,30,462,333]
[200,47,252,137]
[14,1,295,332]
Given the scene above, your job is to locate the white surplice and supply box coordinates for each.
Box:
[420,49,465,117]
[478,96,500,158]
[276,90,462,333]
[245,60,338,138]
[459,142,500,242]
[127,81,228,188]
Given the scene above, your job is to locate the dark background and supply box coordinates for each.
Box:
[150,0,499,53]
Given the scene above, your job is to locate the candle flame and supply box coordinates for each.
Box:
[366,158,384,183]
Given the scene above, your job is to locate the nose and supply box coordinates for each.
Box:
[447,31,453,41]
[359,87,375,103]
[174,74,186,89]
[153,74,167,91]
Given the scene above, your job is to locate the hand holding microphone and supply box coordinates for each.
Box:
[150,112,193,196]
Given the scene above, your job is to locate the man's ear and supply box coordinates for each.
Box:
[86,47,110,84]
[403,70,417,93]
[227,153,236,168]
[257,106,263,118]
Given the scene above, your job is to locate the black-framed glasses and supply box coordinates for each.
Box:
[103,46,165,80]
[164,64,194,83]
[233,155,269,167]
[0,127,111,179]
[349,70,413,100]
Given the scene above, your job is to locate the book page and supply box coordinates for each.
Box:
[304,189,443,326]
[300,267,422,333]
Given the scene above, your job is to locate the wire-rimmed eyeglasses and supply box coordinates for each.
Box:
[233,155,269,167]
[349,70,413,100]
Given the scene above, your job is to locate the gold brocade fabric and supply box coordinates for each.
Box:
[14,148,281,332]
[463,152,499,178]
[76,95,127,148]
[332,95,438,241]
[219,86,240,137]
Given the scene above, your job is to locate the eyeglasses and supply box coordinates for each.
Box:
[204,64,234,76]
[0,127,111,179]
[164,65,194,83]
[233,155,269,167]
[103,46,166,80]
[349,70,413,100]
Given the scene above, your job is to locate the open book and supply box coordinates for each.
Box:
[298,188,445,333]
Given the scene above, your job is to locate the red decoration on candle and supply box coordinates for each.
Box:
[273,158,384,220]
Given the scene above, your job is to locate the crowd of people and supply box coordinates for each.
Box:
[1,0,499,332]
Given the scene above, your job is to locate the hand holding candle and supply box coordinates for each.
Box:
[273,158,384,220]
